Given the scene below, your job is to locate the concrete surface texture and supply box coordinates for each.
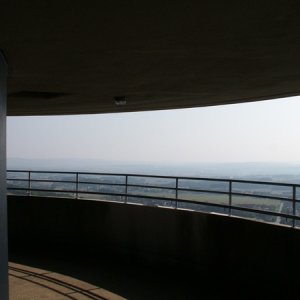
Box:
[1,1,300,115]
[9,262,126,300]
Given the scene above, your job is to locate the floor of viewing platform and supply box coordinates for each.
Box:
[9,261,125,300]
[9,251,206,300]
[9,248,295,300]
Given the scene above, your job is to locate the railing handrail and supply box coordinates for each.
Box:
[6,170,300,228]
[7,169,300,187]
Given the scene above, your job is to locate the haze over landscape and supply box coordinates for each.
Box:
[7,96,300,225]
[7,96,300,181]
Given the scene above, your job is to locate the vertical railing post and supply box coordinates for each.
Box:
[125,175,128,203]
[292,185,296,228]
[229,180,232,216]
[75,172,79,199]
[28,171,31,196]
[175,177,178,209]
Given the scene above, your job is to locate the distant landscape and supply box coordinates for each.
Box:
[7,158,300,227]
[7,157,300,183]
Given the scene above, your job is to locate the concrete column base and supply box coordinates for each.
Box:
[0,51,8,300]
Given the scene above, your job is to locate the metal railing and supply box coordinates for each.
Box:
[6,170,300,228]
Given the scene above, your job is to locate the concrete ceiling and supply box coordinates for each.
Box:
[1,0,300,116]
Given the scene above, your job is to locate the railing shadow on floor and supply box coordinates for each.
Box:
[9,261,124,300]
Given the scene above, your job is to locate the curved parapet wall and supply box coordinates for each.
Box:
[8,195,300,289]
[7,170,300,227]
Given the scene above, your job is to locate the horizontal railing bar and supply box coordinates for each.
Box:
[177,200,296,220]
[7,188,299,222]
[26,179,76,184]
[21,179,126,186]
[128,175,234,182]
[79,172,174,179]
[230,205,294,219]
[7,180,295,202]
[7,170,300,187]
[8,188,175,200]
[7,184,295,203]
[178,188,229,195]
[78,172,127,177]
[8,188,139,197]
[80,191,175,200]
[231,179,300,187]
[183,201,296,219]
[7,170,77,175]
[175,199,229,209]
[231,192,293,202]
[8,188,76,193]
[8,178,126,186]
[78,181,126,186]
[127,194,176,199]
[7,178,29,182]
[127,184,176,190]
[7,170,30,173]
[179,177,299,187]
[7,188,221,205]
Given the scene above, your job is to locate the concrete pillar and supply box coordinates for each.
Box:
[0,51,8,300]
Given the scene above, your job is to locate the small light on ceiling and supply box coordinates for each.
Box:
[114,96,127,106]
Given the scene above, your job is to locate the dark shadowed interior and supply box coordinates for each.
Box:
[3,1,300,299]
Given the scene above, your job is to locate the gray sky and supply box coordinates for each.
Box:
[7,96,300,163]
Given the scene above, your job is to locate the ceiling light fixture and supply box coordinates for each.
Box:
[114,96,127,106]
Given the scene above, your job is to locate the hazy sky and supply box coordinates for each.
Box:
[7,96,300,163]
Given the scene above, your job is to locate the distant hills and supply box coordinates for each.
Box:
[7,158,300,183]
